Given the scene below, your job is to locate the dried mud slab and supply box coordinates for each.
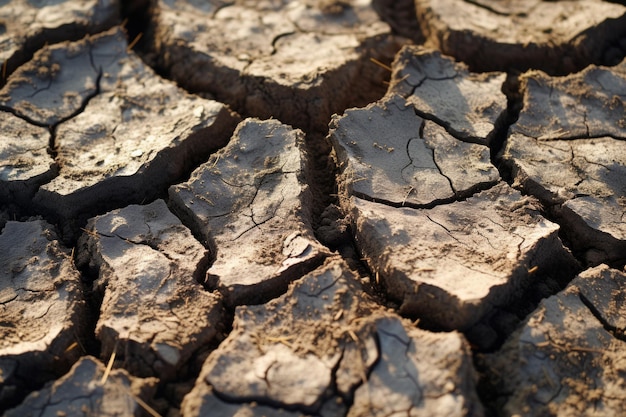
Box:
[4,356,157,417]
[169,119,329,306]
[4,28,240,230]
[482,264,626,416]
[182,258,482,417]
[348,184,579,332]
[330,95,579,331]
[501,63,626,265]
[330,95,500,208]
[153,0,400,131]
[0,30,104,126]
[0,220,85,410]
[388,46,507,145]
[0,115,51,205]
[77,199,224,380]
[0,0,119,80]
[415,0,626,74]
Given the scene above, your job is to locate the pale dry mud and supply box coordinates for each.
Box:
[5,356,158,417]
[414,0,626,74]
[183,258,482,417]
[0,1,625,416]
[499,60,626,266]
[0,115,51,206]
[1,27,239,237]
[150,0,402,132]
[0,0,119,81]
[0,220,85,410]
[76,199,225,381]
[330,93,579,343]
[169,118,330,306]
[479,265,626,416]
[387,46,508,146]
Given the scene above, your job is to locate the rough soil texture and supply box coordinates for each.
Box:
[0,220,85,410]
[0,0,119,80]
[23,28,238,237]
[151,0,402,132]
[183,258,482,417]
[5,356,157,417]
[169,119,330,306]
[0,116,51,206]
[388,46,508,145]
[480,265,626,416]
[415,0,626,74]
[331,95,500,207]
[344,183,579,333]
[77,199,225,380]
[500,61,626,266]
[0,1,625,416]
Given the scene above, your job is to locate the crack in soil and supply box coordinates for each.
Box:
[3,1,626,416]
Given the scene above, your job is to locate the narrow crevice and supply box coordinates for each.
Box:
[408,105,495,147]
[0,17,119,90]
[49,69,103,158]
[166,199,218,264]
[430,147,456,194]
[156,308,235,416]
[351,180,499,211]
[270,31,297,55]
[343,222,402,308]
[371,0,424,43]
[463,0,513,16]
[72,227,235,417]
[209,384,325,416]
[0,64,104,236]
[338,329,384,415]
[579,292,626,343]
[467,262,581,353]
[0,46,104,132]
[139,0,403,133]
[73,254,104,361]
[120,0,153,50]
[212,2,235,17]
[306,120,397,308]
[119,0,159,68]
[316,346,357,417]
[307,132,343,244]
[489,72,522,168]
[548,203,626,268]
[488,80,626,269]
[439,68,591,351]
[522,131,626,143]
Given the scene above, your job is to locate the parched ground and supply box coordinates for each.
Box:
[1,1,626,416]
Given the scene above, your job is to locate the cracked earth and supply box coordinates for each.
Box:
[0,1,625,416]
